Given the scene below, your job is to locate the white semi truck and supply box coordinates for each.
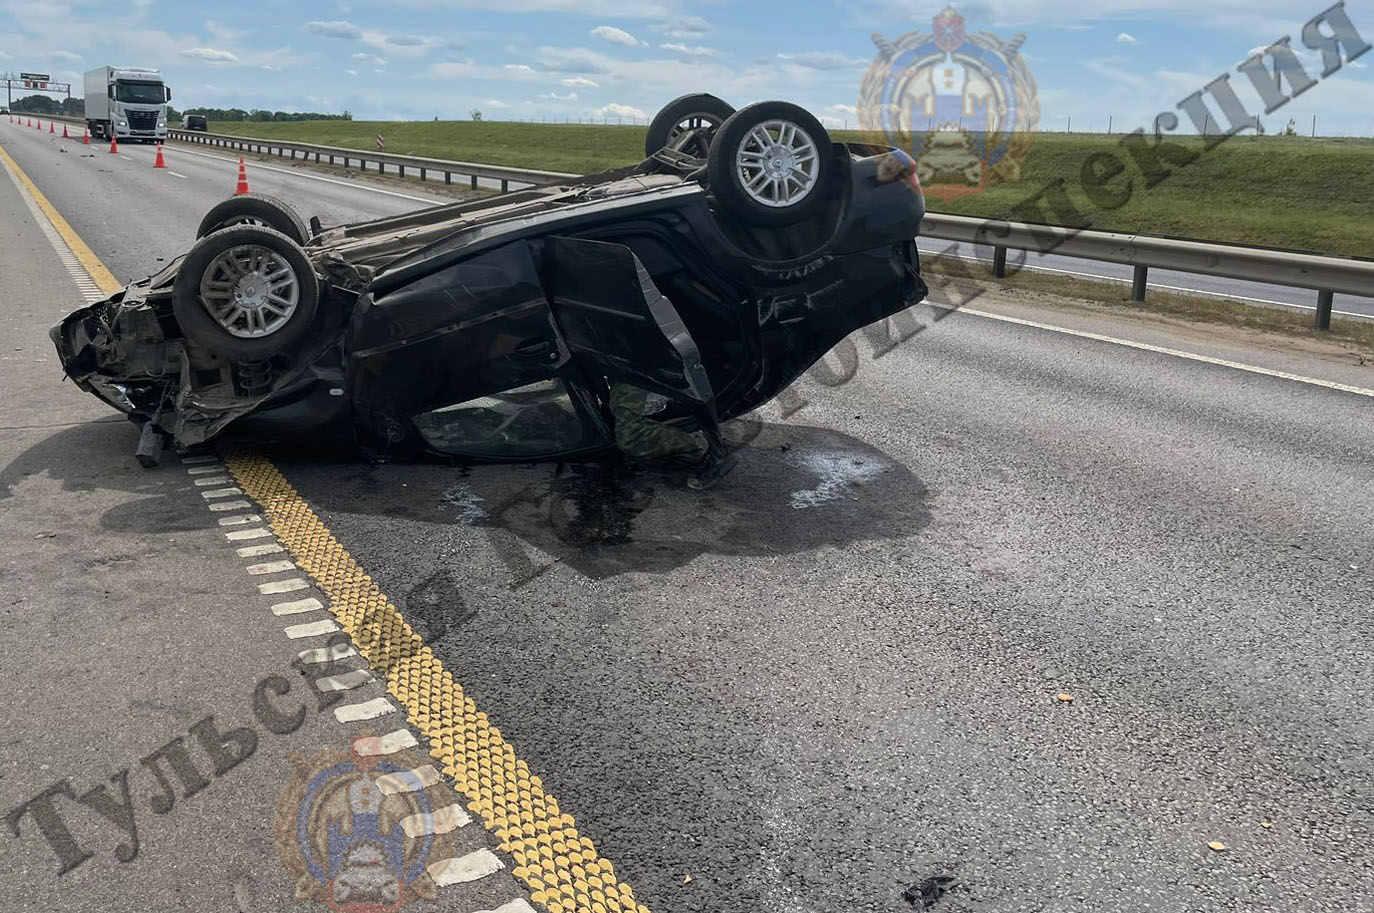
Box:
[84,66,171,142]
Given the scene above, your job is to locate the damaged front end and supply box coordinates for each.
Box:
[50,260,355,463]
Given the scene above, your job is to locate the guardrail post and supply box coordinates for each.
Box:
[470,175,478,190]
[398,164,405,178]
[1131,265,1148,301]
[501,179,509,193]
[419,167,426,181]
[992,246,1007,279]
[1315,290,1333,330]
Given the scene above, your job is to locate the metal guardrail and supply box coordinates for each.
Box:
[921,213,1374,329]
[14,117,1371,327]
[166,128,575,193]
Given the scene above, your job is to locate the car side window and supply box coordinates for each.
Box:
[411,378,599,458]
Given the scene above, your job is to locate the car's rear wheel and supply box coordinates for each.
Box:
[196,194,312,245]
[706,101,837,227]
[644,94,735,158]
[172,225,319,361]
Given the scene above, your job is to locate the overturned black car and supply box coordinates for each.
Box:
[52,96,928,481]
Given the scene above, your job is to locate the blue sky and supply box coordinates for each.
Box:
[0,0,1370,135]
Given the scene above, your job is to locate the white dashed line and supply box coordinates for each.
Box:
[201,487,244,499]
[194,476,232,486]
[428,850,505,887]
[246,559,296,575]
[186,465,223,475]
[237,542,284,557]
[375,764,441,794]
[181,454,219,464]
[208,499,253,511]
[355,729,419,757]
[218,514,262,526]
[259,578,309,595]
[298,642,357,664]
[283,618,339,639]
[166,170,187,179]
[271,596,324,616]
[315,669,374,691]
[400,802,471,837]
[335,697,399,724]
[226,527,274,541]
[475,901,537,913]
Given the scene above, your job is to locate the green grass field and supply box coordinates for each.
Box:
[210,120,1374,257]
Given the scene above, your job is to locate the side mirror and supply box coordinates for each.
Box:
[165,87,172,102]
[107,86,114,99]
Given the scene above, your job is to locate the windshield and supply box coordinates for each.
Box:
[115,81,164,104]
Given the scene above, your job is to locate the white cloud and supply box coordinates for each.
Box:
[590,25,644,47]
[345,68,358,75]
[660,42,720,58]
[562,76,600,87]
[541,91,578,100]
[485,98,510,107]
[830,103,858,115]
[353,52,387,65]
[596,102,647,118]
[205,20,248,43]
[181,47,240,62]
[653,15,710,38]
[303,19,363,39]
[1116,32,1138,43]
[776,50,868,70]
[505,63,534,72]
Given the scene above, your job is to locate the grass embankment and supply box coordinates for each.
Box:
[210,120,1374,257]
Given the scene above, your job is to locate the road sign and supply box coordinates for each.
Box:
[376,134,385,150]
[20,72,50,81]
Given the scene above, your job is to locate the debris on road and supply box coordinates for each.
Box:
[1208,841,1227,852]
[903,874,957,909]
[1056,692,1075,703]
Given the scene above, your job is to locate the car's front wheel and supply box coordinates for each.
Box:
[706,101,837,227]
[171,225,320,361]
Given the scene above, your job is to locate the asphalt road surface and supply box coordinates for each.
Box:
[3,119,1374,913]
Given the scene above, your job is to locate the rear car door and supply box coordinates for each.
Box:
[345,237,714,459]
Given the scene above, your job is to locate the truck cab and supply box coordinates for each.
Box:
[85,66,170,143]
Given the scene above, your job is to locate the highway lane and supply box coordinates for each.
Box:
[0,128,538,913]
[0,119,441,282]
[5,116,1374,913]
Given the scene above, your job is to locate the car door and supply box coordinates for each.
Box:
[345,236,714,459]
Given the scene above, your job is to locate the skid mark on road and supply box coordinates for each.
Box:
[223,451,652,913]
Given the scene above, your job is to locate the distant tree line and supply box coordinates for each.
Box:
[4,96,352,123]
[181,108,354,122]
[8,95,84,116]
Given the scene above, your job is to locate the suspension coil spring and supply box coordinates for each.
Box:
[236,360,272,396]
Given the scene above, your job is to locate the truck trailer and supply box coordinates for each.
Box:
[84,66,171,142]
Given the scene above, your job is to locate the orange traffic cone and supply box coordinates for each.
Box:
[234,157,249,195]
[61,123,69,139]
[35,118,41,130]
[153,144,166,168]
[109,133,119,154]
[82,127,90,145]
[48,120,54,134]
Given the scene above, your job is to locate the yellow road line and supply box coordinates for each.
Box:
[0,140,122,294]
[4,134,652,913]
[223,452,649,913]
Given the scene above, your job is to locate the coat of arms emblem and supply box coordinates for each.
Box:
[860,6,1039,202]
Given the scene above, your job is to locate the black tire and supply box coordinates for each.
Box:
[172,225,320,361]
[644,93,735,158]
[706,101,837,228]
[195,194,311,245]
